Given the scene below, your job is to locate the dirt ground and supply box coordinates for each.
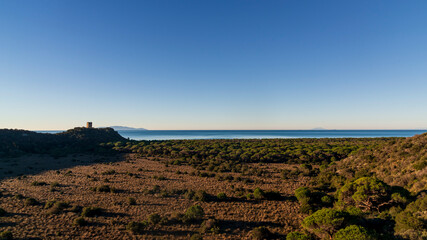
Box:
[0,153,308,239]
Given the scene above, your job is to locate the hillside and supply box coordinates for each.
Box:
[332,133,427,192]
[0,127,125,157]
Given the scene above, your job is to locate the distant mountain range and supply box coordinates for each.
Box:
[312,127,327,130]
[109,126,147,131]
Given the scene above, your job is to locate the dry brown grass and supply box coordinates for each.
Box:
[0,153,308,239]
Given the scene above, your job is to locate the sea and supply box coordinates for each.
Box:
[38,130,427,141]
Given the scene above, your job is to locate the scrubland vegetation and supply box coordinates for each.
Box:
[0,128,425,239]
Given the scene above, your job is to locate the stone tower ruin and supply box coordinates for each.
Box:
[86,122,93,128]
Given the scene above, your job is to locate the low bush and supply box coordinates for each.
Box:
[126,221,147,234]
[193,190,209,202]
[31,181,47,186]
[253,188,265,200]
[25,197,38,206]
[94,185,116,193]
[183,205,204,223]
[81,207,103,217]
[74,217,88,226]
[47,201,69,214]
[147,213,161,225]
[217,192,227,200]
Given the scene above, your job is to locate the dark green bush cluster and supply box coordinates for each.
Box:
[295,187,333,214]
[81,207,103,217]
[189,171,216,178]
[337,177,410,212]
[143,185,161,195]
[126,221,147,234]
[293,176,424,239]
[24,197,38,206]
[115,138,386,174]
[91,185,116,193]
[394,194,427,239]
[126,206,205,235]
[246,188,281,201]
[31,181,47,186]
[74,217,88,226]
[183,190,212,202]
[182,205,205,223]
[45,200,69,214]
[216,192,227,200]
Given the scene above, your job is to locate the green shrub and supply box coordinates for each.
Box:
[246,193,254,200]
[253,188,265,200]
[25,197,38,206]
[81,207,103,217]
[147,213,161,225]
[126,221,146,234]
[321,195,333,205]
[302,208,348,239]
[45,199,57,209]
[295,187,311,205]
[0,230,13,240]
[184,205,204,223]
[286,231,311,240]
[193,190,208,202]
[31,181,47,186]
[333,225,376,240]
[217,192,227,200]
[337,177,391,212]
[74,217,88,226]
[95,185,115,193]
[46,201,69,214]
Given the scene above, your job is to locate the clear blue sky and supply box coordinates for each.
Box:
[1,1,427,130]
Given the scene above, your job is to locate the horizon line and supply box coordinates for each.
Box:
[29,128,427,131]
